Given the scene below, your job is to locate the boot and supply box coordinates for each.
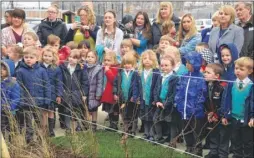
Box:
[48,118,55,137]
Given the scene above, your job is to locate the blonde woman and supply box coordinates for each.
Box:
[37,4,67,47]
[208,5,244,62]
[178,13,201,56]
[149,2,180,48]
[65,6,99,50]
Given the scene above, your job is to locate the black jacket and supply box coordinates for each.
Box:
[204,81,227,118]
[148,14,180,49]
[37,18,68,47]
[238,15,254,59]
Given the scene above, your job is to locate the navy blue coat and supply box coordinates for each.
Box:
[221,82,254,126]
[113,69,139,103]
[138,69,160,121]
[153,72,179,122]
[201,27,212,44]
[16,62,51,108]
[40,63,63,102]
[59,62,89,107]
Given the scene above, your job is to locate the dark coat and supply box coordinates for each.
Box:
[221,82,254,126]
[16,62,51,108]
[153,72,179,122]
[138,69,160,121]
[113,69,139,103]
[59,63,89,108]
[40,63,63,102]
[37,18,68,47]
[204,81,227,119]
[148,14,180,49]
[237,15,254,58]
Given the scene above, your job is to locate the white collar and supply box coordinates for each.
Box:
[67,64,76,69]
[144,69,152,74]
[174,62,181,72]
[236,77,251,85]
[161,71,173,78]
[43,62,49,68]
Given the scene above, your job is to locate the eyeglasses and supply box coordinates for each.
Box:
[47,10,57,14]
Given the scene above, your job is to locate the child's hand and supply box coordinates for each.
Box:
[156,102,164,109]
[211,116,218,122]
[114,95,118,101]
[56,97,61,104]
[248,118,254,127]
[82,96,87,103]
[104,66,110,72]
[207,112,213,123]
[120,104,125,109]
[222,118,228,126]
[96,96,101,100]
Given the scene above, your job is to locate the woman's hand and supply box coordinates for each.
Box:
[71,22,80,30]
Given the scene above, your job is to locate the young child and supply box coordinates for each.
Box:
[221,57,254,158]
[175,51,207,156]
[195,42,214,73]
[6,44,23,75]
[203,63,230,158]
[101,51,119,130]
[1,60,20,137]
[85,51,103,132]
[163,46,188,75]
[47,34,61,50]
[16,46,51,143]
[218,43,239,81]
[66,41,78,50]
[59,49,89,132]
[162,21,179,47]
[155,35,171,65]
[120,39,134,58]
[40,45,63,137]
[23,32,39,48]
[113,53,140,141]
[138,50,159,140]
[153,55,178,145]
[78,40,90,64]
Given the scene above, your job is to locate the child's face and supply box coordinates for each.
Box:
[212,18,220,27]
[186,61,194,72]
[142,54,153,69]
[42,51,54,65]
[159,40,170,51]
[86,52,97,64]
[221,48,232,65]
[124,63,134,71]
[68,54,79,66]
[1,65,8,79]
[7,47,19,61]
[121,46,131,56]
[169,26,176,36]
[204,67,219,82]
[24,54,37,67]
[160,59,173,74]
[52,42,60,50]
[234,64,252,80]
[163,53,178,64]
[23,35,36,48]
[103,55,114,66]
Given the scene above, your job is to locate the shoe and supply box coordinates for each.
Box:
[148,136,154,142]
[48,118,55,137]
[142,134,148,139]
[60,122,66,129]
[204,153,218,158]
[75,126,83,132]
[156,137,165,144]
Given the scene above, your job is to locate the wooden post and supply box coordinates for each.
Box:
[1,132,10,158]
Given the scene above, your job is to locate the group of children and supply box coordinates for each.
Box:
[1,30,254,158]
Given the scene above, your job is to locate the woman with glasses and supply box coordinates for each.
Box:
[37,4,67,47]
[64,6,100,51]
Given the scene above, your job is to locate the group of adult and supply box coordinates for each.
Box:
[1,2,253,63]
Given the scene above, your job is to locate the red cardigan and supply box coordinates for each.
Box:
[101,65,118,104]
